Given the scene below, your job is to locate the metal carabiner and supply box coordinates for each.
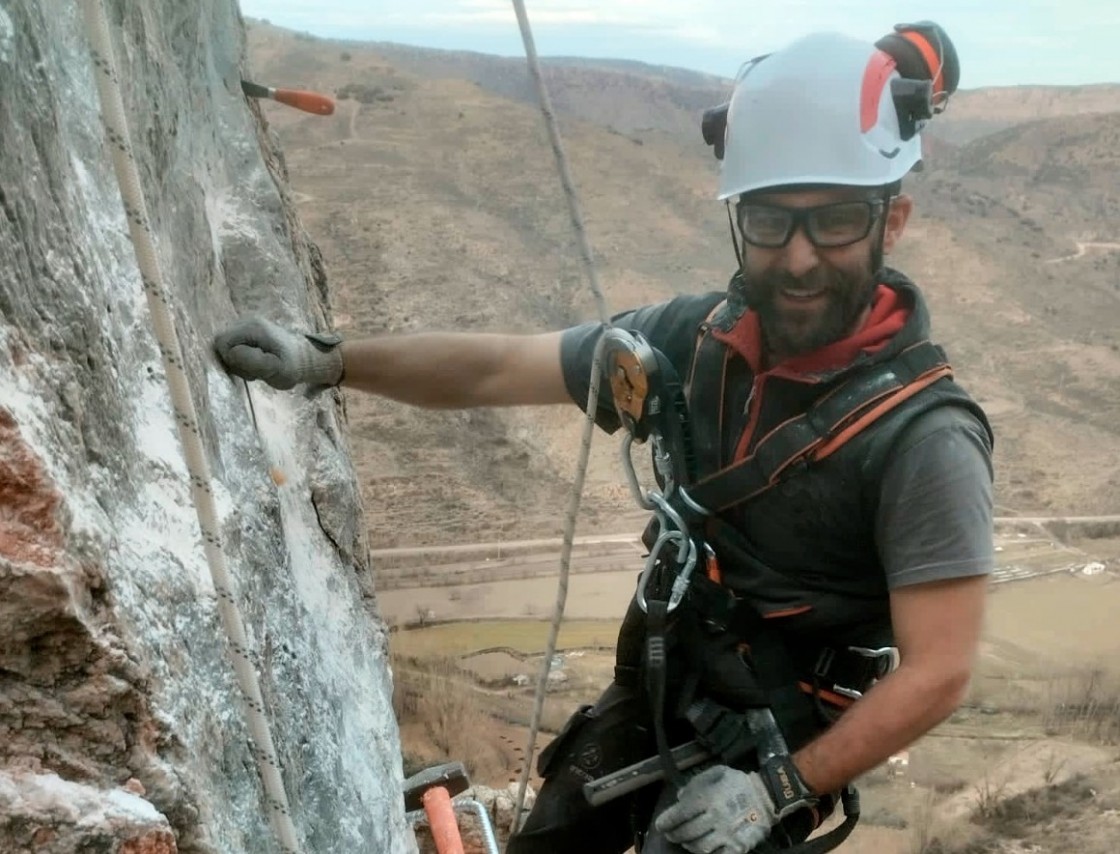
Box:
[635,529,682,613]
[620,433,656,511]
[635,528,698,614]
[647,492,689,560]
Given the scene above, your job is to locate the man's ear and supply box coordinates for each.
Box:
[882,194,913,254]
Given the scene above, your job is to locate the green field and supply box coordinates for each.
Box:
[390,618,621,658]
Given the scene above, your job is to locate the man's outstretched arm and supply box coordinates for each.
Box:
[213,316,571,408]
[339,330,570,407]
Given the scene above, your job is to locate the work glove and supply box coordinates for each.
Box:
[655,761,812,854]
[213,316,343,393]
[654,765,775,853]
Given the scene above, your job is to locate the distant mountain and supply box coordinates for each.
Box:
[349,40,733,140]
[541,55,732,89]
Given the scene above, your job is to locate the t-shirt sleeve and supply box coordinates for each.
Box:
[559,293,723,433]
[875,409,995,589]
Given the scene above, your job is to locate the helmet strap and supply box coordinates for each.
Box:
[726,201,743,268]
[871,188,893,274]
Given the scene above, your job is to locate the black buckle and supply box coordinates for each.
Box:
[849,646,900,678]
[814,646,899,701]
[836,646,900,699]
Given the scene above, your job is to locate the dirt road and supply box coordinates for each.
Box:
[370,514,1120,560]
[1046,241,1120,263]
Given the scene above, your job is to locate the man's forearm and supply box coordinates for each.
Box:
[340,333,498,406]
[338,331,565,408]
[792,663,970,794]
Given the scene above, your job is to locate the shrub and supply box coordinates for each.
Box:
[336,82,396,104]
[1042,665,1120,744]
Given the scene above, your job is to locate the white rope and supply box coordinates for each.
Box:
[78,3,301,851]
[508,0,614,838]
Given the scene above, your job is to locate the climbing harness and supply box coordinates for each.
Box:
[584,328,870,854]
[79,2,302,850]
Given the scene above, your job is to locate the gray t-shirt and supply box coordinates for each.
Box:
[560,294,994,590]
[874,406,993,588]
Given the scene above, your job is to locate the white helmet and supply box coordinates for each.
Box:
[717,31,924,200]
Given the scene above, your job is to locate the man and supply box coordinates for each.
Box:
[214,25,992,854]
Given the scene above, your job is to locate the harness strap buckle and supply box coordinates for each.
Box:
[832,646,900,700]
[848,645,901,678]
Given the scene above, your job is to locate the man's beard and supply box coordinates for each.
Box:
[744,263,878,361]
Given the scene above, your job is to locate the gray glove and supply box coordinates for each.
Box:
[654,765,777,854]
[213,316,343,392]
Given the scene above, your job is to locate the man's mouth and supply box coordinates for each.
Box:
[779,287,827,303]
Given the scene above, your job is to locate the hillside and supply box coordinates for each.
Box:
[274,27,1120,152]
[245,22,728,545]
[934,84,1120,144]
[904,111,1120,512]
[347,40,734,139]
[243,21,1120,545]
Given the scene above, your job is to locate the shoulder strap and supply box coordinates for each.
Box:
[685,300,732,476]
[685,340,953,513]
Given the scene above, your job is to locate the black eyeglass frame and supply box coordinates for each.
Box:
[734,198,889,249]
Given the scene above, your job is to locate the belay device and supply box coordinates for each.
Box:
[585,329,862,854]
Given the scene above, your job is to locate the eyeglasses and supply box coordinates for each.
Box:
[735,199,886,249]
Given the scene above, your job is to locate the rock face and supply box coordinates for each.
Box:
[0,2,411,852]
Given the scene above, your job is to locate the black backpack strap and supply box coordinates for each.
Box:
[685,341,952,513]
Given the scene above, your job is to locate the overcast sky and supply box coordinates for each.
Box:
[240,0,1119,88]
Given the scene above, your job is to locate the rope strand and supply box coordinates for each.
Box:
[78,3,301,850]
[508,0,614,839]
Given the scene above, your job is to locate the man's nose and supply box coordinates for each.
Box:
[781,227,820,278]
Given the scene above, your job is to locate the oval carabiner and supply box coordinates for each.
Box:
[635,528,688,613]
[635,529,700,614]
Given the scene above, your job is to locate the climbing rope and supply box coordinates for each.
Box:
[508,0,614,837]
[77,2,301,851]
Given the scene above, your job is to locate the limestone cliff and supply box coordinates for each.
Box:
[0,1,410,851]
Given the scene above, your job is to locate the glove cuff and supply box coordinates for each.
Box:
[303,331,345,391]
[759,755,817,821]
